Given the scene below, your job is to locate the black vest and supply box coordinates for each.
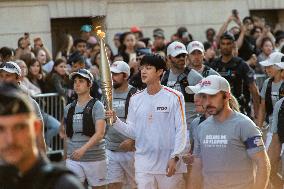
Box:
[161,67,193,102]
[0,157,75,189]
[124,87,138,119]
[265,78,284,116]
[66,98,97,138]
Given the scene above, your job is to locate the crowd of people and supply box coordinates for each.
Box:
[1,10,284,189]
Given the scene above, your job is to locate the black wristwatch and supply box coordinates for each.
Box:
[171,156,179,162]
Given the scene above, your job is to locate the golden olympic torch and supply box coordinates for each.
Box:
[95,26,113,125]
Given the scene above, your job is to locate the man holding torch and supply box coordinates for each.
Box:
[106,54,187,189]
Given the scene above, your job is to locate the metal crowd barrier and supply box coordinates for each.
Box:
[33,93,66,155]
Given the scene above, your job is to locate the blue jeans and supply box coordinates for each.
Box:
[43,113,60,146]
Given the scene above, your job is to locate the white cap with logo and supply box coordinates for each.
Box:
[167,41,188,57]
[0,61,21,76]
[185,75,230,95]
[110,61,130,76]
[260,52,284,67]
[187,41,205,54]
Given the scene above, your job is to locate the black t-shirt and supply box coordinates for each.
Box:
[18,157,83,189]
[210,56,255,98]
[0,164,18,189]
[237,35,256,61]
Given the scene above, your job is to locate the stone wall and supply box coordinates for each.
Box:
[0,0,282,54]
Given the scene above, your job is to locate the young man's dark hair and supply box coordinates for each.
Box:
[73,39,87,47]
[140,54,167,72]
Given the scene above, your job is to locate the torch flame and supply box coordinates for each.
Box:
[95,26,105,39]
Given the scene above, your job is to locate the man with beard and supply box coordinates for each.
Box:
[186,75,270,189]
[105,61,137,189]
[162,41,203,126]
[187,41,219,77]
[0,82,83,189]
[211,32,259,118]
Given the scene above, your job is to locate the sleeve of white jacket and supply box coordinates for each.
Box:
[171,93,187,158]
[112,98,136,139]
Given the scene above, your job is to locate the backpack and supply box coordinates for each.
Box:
[124,87,138,119]
[66,98,97,138]
[265,78,284,116]
[277,100,284,144]
[161,67,193,102]
[201,65,211,78]
[198,114,207,125]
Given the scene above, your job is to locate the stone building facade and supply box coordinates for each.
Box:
[0,0,283,54]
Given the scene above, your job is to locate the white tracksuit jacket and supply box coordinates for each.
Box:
[113,86,187,174]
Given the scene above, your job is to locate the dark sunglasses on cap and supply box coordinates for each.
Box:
[175,53,187,59]
[0,62,17,69]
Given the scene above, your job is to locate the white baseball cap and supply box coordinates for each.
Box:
[0,61,21,76]
[110,61,130,76]
[260,52,284,67]
[70,69,94,83]
[167,41,188,57]
[185,75,230,95]
[187,41,205,54]
[275,62,284,69]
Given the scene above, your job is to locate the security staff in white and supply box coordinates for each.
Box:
[106,54,187,189]
[186,75,270,189]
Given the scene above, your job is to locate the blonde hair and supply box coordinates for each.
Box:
[229,94,240,112]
